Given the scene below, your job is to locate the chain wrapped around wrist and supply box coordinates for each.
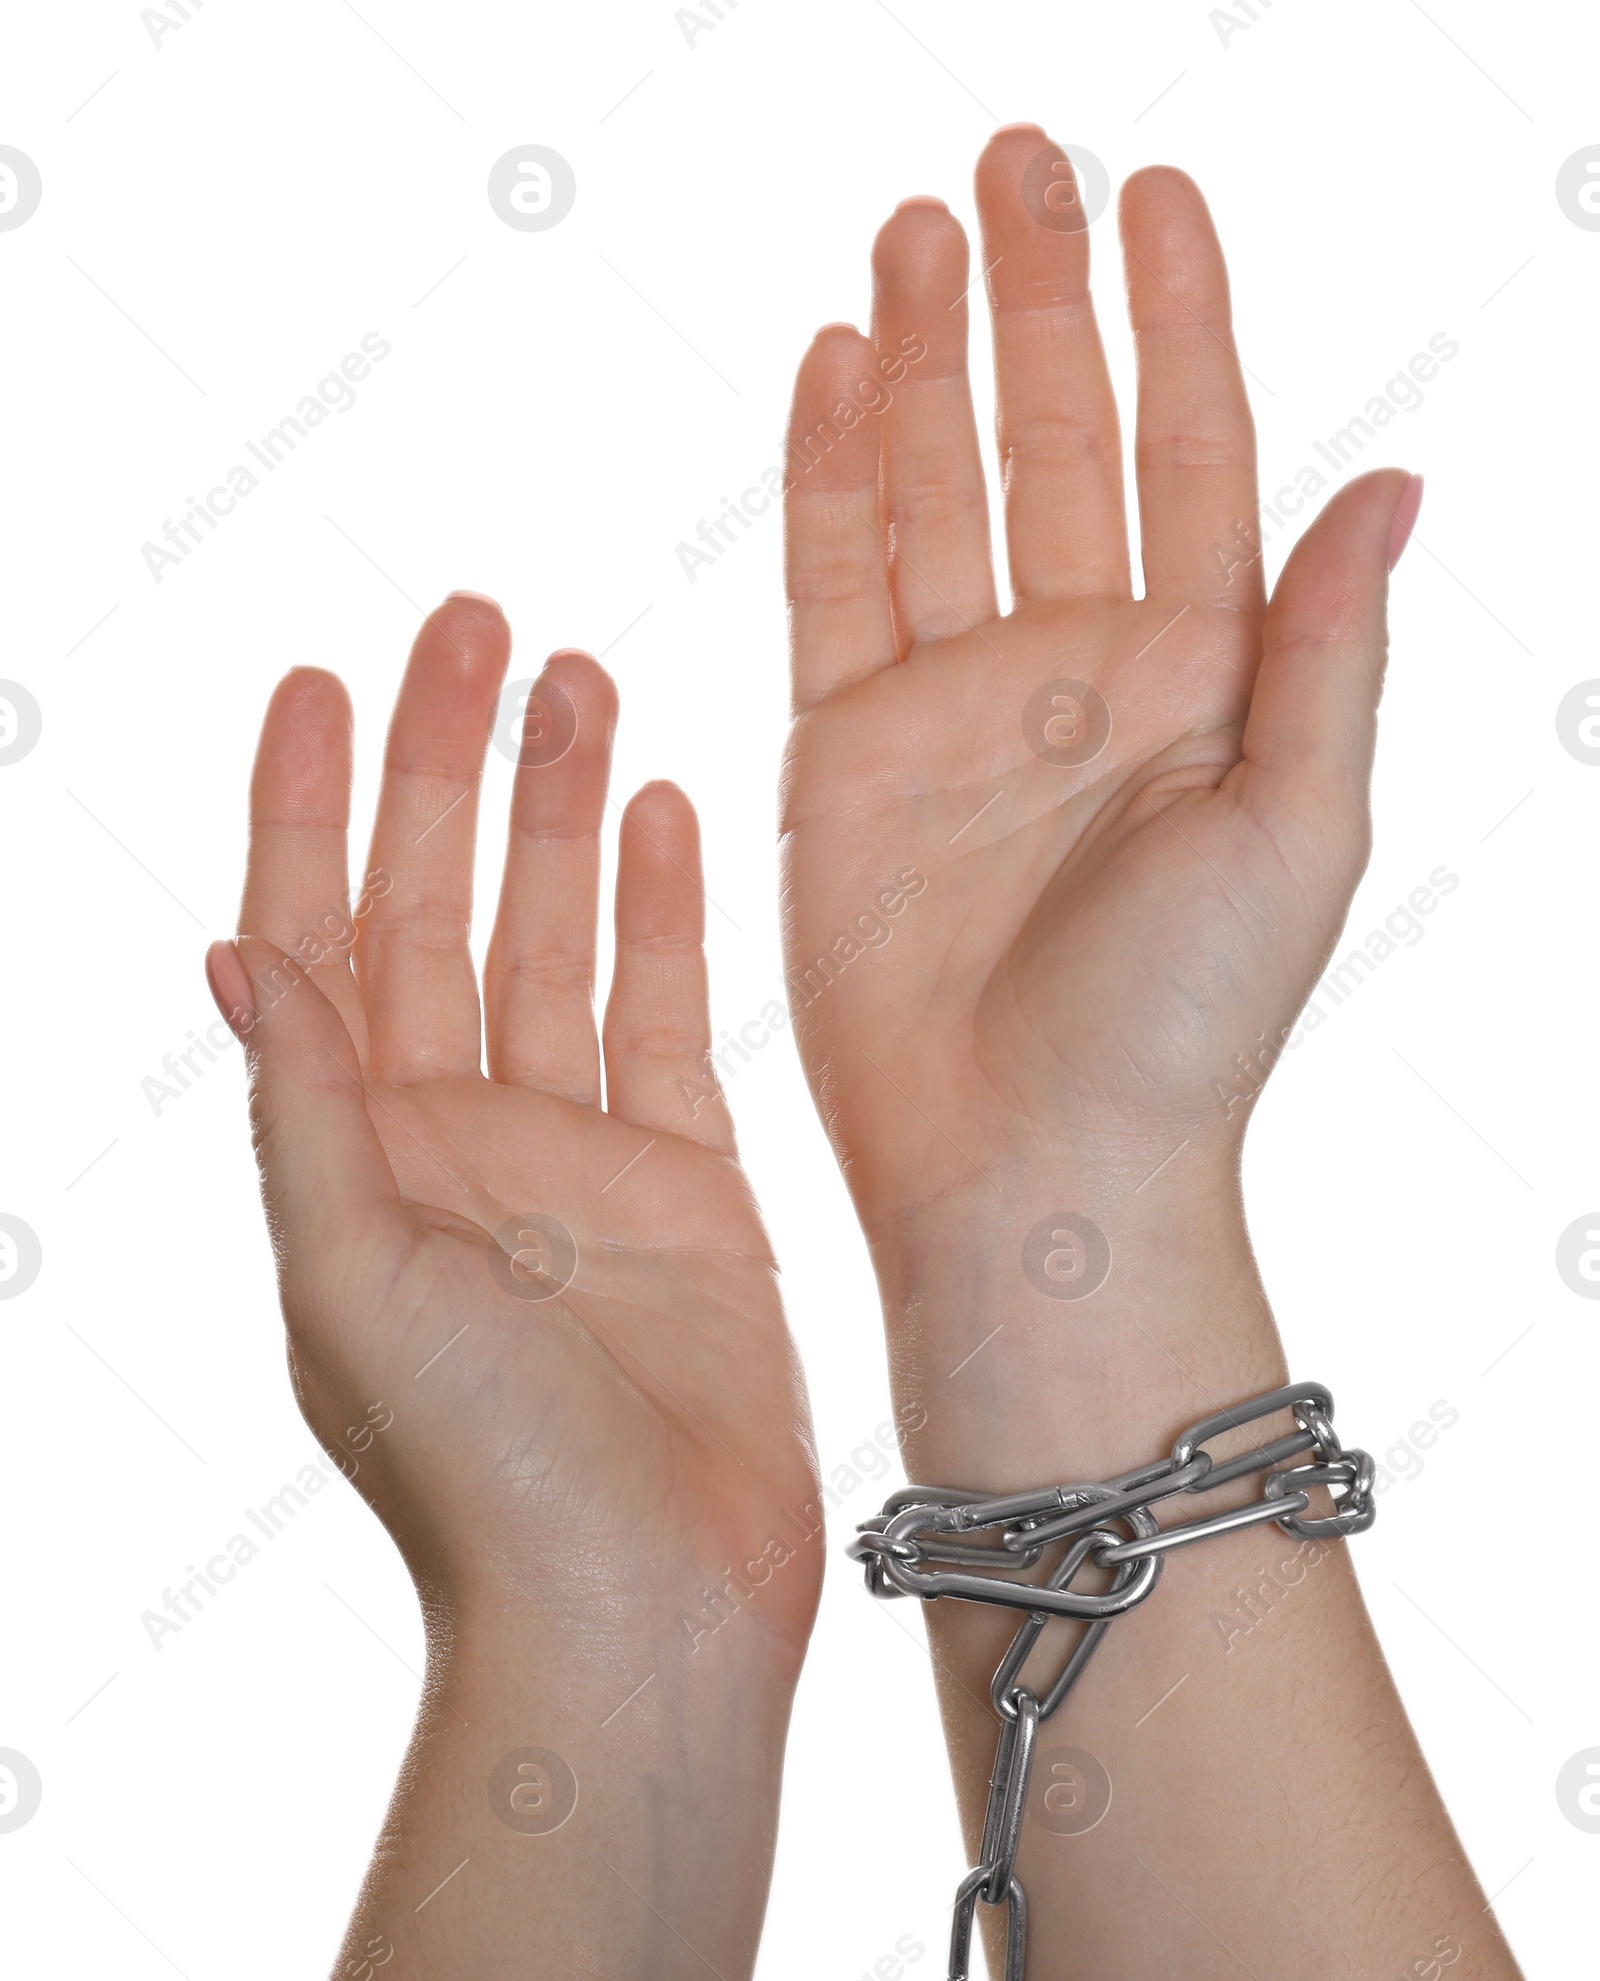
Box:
[848,1381,1377,1981]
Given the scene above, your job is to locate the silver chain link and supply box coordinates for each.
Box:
[848,1381,1377,1981]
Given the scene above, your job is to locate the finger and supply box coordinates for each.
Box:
[208,936,409,1293]
[975,124,1129,602]
[871,198,996,646]
[1122,166,1263,611]
[1239,470,1420,819]
[602,783,736,1156]
[785,324,896,710]
[239,667,369,1061]
[358,593,510,1082]
[484,650,618,1100]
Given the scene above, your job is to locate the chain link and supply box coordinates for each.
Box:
[849,1380,1376,1981]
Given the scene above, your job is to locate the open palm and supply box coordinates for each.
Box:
[212,599,819,1651]
[780,128,1419,1236]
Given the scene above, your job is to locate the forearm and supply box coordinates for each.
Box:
[872,1164,1521,1981]
[334,1606,800,1980]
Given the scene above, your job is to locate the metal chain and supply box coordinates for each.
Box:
[848,1381,1377,1981]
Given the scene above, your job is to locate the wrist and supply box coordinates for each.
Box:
[423,1564,814,1735]
[401,1499,824,1677]
[434,1610,803,1805]
[868,1158,1285,1486]
[436,1589,809,1699]
[338,1605,802,1979]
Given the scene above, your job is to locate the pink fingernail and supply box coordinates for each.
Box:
[205,940,257,1043]
[1387,474,1424,571]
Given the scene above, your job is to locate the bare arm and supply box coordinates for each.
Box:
[211,599,820,1976]
[778,124,1519,1980]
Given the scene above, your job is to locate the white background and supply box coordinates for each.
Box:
[1,1,1595,1974]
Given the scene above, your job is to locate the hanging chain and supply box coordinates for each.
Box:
[848,1381,1377,1981]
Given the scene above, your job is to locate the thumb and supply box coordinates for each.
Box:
[208,936,407,1295]
[1239,468,1422,824]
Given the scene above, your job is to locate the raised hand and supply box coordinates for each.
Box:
[781,125,1420,1260]
[208,595,819,1975]
[779,128,1516,1981]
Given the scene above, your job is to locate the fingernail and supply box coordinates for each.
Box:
[205,940,256,1043]
[1387,474,1424,571]
[445,589,502,610]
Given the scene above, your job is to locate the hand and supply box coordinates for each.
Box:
[208,595,819,1974]
[780,125,1422,1268]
